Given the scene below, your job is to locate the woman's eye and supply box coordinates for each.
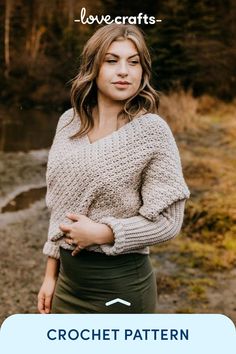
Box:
[129,60,139,65]
[106,59,117,63]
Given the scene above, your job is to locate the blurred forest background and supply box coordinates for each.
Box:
[0,0,236,108]
[0,0,236,324]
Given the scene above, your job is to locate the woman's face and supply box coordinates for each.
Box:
[96,39,143,104]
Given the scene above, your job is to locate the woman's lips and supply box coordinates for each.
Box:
[113,81,131,84]
[112,81,131,88]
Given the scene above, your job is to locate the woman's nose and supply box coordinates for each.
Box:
[117,61,128,77]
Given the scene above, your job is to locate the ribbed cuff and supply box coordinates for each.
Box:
[99,216,126,256]
[43,241,60,259]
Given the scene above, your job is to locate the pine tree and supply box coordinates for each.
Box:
[147,0,236,98]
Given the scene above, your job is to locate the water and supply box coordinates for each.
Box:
[0,105,61,211]
[0,105,61,152]
[2,187,47,212]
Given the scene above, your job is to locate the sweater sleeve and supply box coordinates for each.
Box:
[43,240,61,259]
[99,117,190,256]
[99,199,186,255]
[42,108,75,259]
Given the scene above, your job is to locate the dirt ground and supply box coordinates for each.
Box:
[0,147,235,326]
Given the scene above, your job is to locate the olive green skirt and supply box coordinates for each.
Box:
[52,247,157,314]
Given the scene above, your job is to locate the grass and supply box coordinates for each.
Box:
[151,91,236,313]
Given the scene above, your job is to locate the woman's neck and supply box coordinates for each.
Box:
[93,97,124,129]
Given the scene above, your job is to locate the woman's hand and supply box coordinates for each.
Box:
[38,257,59,314]
[37,277,57,314]
[59,213,114,256]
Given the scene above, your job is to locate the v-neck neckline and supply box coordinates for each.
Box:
[85,113,149,146]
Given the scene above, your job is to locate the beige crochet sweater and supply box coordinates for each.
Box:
[43,108,190,259]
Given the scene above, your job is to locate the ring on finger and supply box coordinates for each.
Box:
[66,238,75,246]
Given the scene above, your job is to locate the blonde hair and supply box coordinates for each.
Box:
[66,23,159,138]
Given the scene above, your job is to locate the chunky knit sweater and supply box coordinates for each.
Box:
[43,108,190,259]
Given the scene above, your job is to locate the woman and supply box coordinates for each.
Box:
[37,23,190,314]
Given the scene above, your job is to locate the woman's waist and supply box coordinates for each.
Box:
[57,241,149,256]
[60,245,149,262]
[59,247,152,286]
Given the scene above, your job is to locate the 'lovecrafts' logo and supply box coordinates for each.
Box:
[74,8,162,25]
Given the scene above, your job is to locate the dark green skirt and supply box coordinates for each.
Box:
[52,247,157,314]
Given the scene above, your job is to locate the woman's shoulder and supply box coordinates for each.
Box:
[138,112,173,137]
[57,107,75,125]
[56,107,80,133]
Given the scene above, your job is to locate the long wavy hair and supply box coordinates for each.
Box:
[65,23,159,138]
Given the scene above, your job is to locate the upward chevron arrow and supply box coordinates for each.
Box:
[105,298,131,307]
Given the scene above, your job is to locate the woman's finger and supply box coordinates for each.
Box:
[38,295,45,314]
[44,295,52,314]
[66,213,80,221]
[72,245,84,256]
[64,237,76,246]
[59,224,71,232]
[72,248,79,256]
